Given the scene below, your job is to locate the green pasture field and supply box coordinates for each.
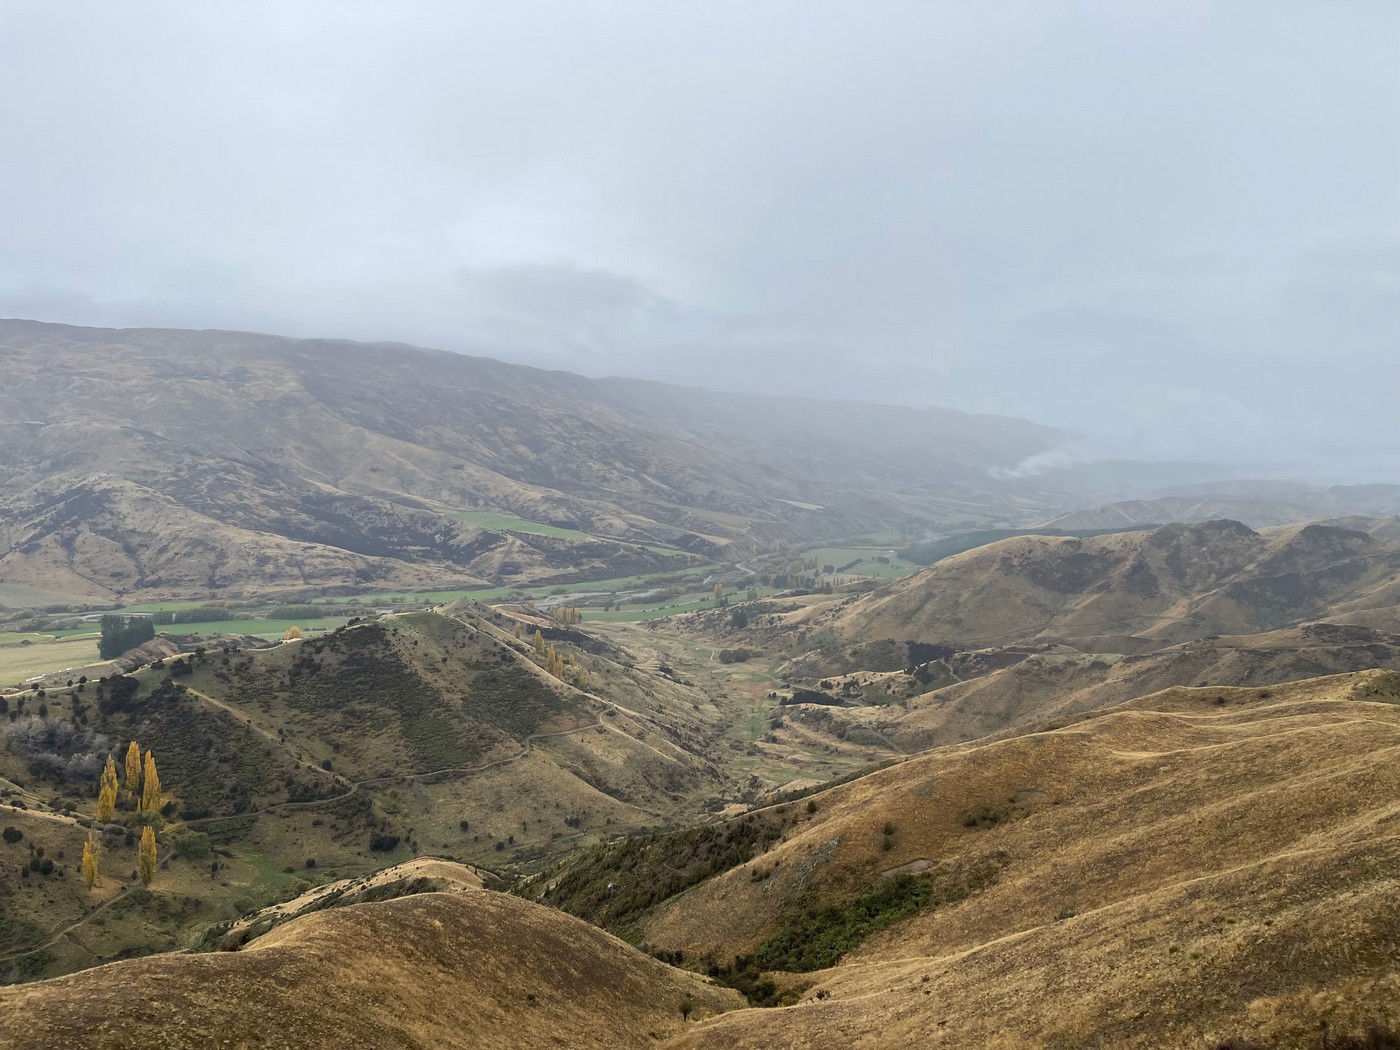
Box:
[115,599,247,614]
[580,598,717,623]
[569,583,778,624]
[0,613,355,684]
[154,616,351,641]
[0,636,100,684]
[803,547,920,579]
[0,632,64,645]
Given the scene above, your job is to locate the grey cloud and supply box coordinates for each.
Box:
[0,1,1395,481]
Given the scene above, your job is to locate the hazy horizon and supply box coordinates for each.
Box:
[2,2,1396,481]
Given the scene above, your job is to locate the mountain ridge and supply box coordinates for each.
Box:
[0,318,1066,603]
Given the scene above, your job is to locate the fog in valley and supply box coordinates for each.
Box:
[1,1,1396,479]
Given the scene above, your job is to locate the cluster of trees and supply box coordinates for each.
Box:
[98,614,156,660]
[85,740,163,890]
[148,607,236,625]
[545,645,578,681]
[555,606,583,624]
[530,628,585,687]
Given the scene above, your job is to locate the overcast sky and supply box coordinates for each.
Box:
[1,2,1396,480]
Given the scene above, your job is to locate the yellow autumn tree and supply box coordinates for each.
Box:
[140,750,162,813]
[97,755,118,821]
[138,826,157,886]
[82,834,99,890]
[533,628,545,656]
[513,621,522,640]
[283,626,302,641]
[124,740,142,800]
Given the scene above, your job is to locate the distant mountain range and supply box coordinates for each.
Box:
[1038,486,1400,530]
[0,319,1065,604]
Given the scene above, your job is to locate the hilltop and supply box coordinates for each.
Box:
[0,870,744,1050]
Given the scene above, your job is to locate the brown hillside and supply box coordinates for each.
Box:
[0,604,742,982]
[0,882,744,1050]
[1037,490,1400,531]
[639,670,1400,1048]
[0,319,1062,602]
[828,519,1400,650]
[869,621,1400,751]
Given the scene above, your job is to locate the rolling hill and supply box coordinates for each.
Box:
[824,519,1400,652]
[860,620,1400,752]
[537,669,1400,1048]
[0,866,744,1050]
[0,602,749,981]
[11,671,1400,1048]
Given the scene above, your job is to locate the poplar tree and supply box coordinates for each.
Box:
[138,826,157,886]
[533,628,545,656]
[97,756,118,821]
[124,740,142,800]
[140,750,162,813]
[82,835,99,890]
[513,621,522,640]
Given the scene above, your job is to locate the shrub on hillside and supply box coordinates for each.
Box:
[2,716,109,780]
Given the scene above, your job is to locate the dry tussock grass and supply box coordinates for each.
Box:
[1,878,743,1049]
[657,671,1400,1047]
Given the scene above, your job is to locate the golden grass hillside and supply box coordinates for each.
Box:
[0,877,744,1050]
[635,669,1400,1048]
[867,621,1400,751]
[825,520,1400,651]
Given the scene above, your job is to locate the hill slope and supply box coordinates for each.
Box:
[540,670,1400,1048]
[0,878,743,1049]
[10,670,1400,1046]
[0,319,1063,603]
[859,621,1400,751]
[0,604,744,981]
[827,519,1400,651]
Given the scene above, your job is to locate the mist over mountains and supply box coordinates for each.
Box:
[2,3,1397,1043]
